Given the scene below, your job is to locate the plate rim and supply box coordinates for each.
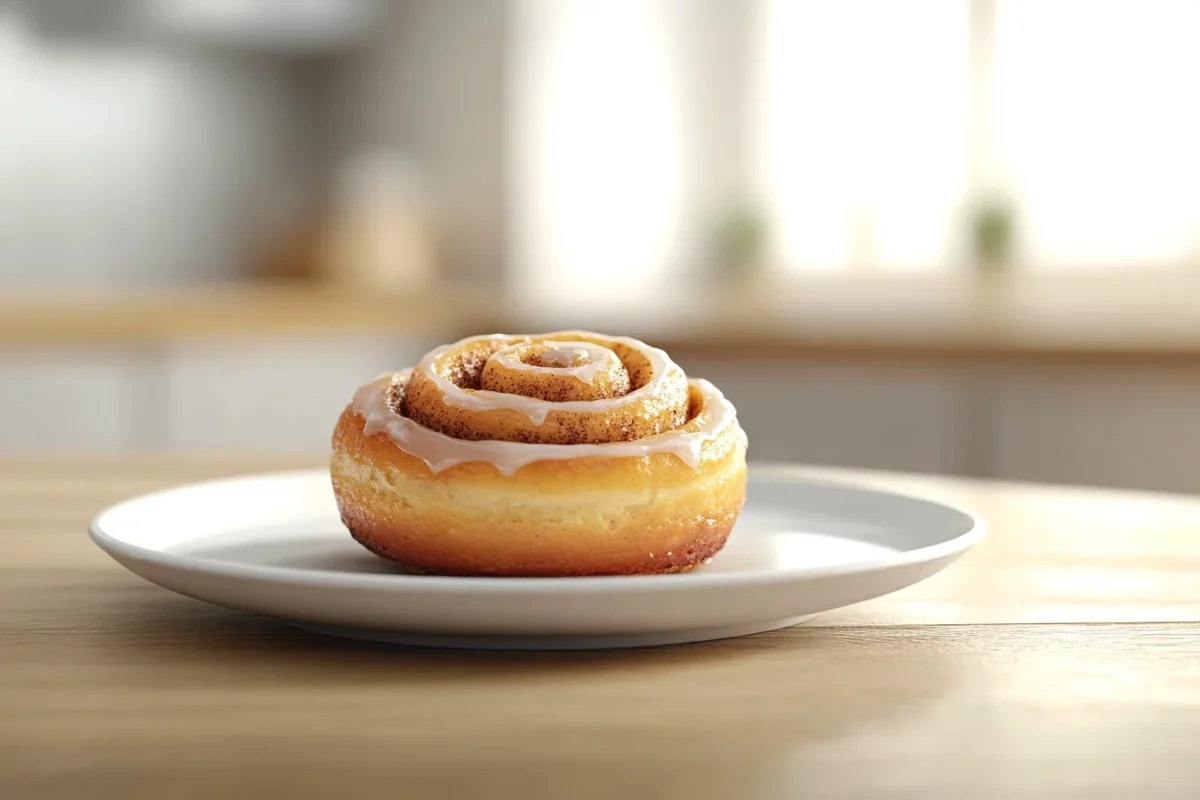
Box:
[88,462,986,594]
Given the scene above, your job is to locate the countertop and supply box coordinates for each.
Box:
[0,283,497,346]
[3,456,1200,798]
[4,273,1200,363]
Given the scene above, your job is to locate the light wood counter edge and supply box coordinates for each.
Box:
[0,284,505,347]
[3,281,1200,364]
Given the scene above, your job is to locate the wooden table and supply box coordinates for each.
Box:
[3,457,1199,799]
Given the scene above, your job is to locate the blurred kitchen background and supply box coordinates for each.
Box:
[2,0,1199,493]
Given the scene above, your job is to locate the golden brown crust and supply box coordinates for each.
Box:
[331,386,740,490]
[330,331,748,577]
[341,504,737,577]
[403,332,688,444]
[479,341,630,402]
[330,403,747,577]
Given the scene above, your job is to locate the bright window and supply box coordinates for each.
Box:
[992,0,1200,270]
[510,0,1200,282]
[510,0,684,305]
[756,0,970,272]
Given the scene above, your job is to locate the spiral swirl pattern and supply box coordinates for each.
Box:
[332,330,748,576]
[401,332,693,444]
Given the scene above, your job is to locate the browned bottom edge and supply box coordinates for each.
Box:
[341,514,735,578]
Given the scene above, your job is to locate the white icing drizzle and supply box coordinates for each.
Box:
[351,372,742,477]
[415,332,677,426]
[539,344,590,368]
[491,340,617,388]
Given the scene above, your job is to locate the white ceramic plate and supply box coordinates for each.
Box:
[89,465,984,650]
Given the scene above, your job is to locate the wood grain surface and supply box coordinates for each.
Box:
[2,457,1199,799]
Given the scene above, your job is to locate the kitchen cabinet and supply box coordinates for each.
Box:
[679,358,968,475]
[0,350,150,452]
[3,341,1199,497]
[994,366,1200,494]
[162,334,440,452]
[0,335,439,454]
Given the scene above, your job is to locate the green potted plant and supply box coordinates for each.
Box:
[709,202,768,288]
[971,196,1016,275]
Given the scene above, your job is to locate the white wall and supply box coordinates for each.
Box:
[509,0,760,309]
[322,0,507,285]
[0,8,318,291]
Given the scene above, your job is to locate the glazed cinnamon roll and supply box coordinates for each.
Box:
[331,332,748,577]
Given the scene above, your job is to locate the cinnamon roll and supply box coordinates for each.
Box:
[331,332,748,577]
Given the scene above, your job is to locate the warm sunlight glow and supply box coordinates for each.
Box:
[756,0,969,272]
[994,0,1200,269]
[511,0,682,306]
